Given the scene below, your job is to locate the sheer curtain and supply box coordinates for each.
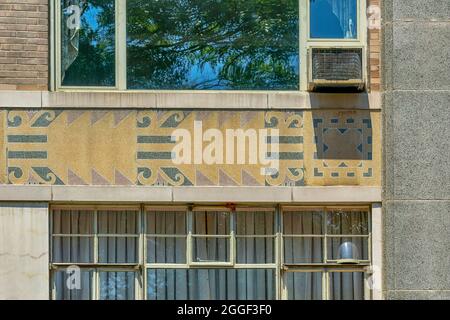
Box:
[327,210,368,300]
[53,209,137,300]
[97,210,137,300]
[283,210,368,300]
[147,269,275,300]
[147,211,276,300]
[284,211,323,300]
[61,0,82,80]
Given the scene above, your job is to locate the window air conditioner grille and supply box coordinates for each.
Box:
[312,48,363,81]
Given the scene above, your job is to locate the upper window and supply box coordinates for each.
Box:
[310,0,358,39]
[56,0,364,90]
[60,1,116,87]
[127,0,299,90]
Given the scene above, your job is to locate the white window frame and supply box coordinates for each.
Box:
[280,205,372,300]
[50,0,367,92]
[49,204,375,300]
[49,205,142,300]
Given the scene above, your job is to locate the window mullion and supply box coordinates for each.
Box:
[299,0,309,91]
[94,210,98,264]
[323,210,327,264]
[187,209,193,265]
[93,209,99,300]
[116,0,127,90]
[231,211,235,265]
[275,205,282,300]
[323,271,329,300]
[140,205,145,300]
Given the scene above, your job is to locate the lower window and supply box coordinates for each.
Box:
[50,205,372,300]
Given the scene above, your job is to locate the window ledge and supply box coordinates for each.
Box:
[0,90,381,110]
[0,185,382,203]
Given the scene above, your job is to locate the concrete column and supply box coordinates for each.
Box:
[0,203,49,300]
[383,0,450,299]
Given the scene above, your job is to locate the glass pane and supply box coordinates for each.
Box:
[310,0,357,39]
[193,211,230,235]
[286,272,323,300]
[98,210,138,234]
[192,237,230,263]
[236,237,275,264]
[52,210,94,234]
[146,211,186,235]
[127,0,299,90]
[236,211,275,235]
[52,236,94,263]
[99,272,135,300]
[329,272,365,300]
[327,236,369,261]
[283,211,324,235]
[147,269,275,300]
[327,210,369,235]
[98,237,138,263]
[60,0,115,86]
[54,269,93,300]
[283,236,323,263]
[147,237,187,263]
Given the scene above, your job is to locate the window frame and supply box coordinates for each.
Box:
[281,206,371,266]
[51,0,367,92]
[49,205,143,300]
[49,204,373,300]
[307,0,363,42]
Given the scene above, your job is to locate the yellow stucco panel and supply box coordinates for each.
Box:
[303,110,381,186]
[2,109,380,187]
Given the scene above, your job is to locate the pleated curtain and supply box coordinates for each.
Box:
[53,210,136,300]
[147,211,275,300]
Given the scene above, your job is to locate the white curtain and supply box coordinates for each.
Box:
[147,269,275,300]
[284,210,368,300]
[61,0,84,80]
[52,209,94,263]
[327,210,369,261]
[147,211,276,300]
[328,210,368,300]
[193,211,230,263]
[284,211,323,300]
[330,272,364,300]
[53,210,137,300]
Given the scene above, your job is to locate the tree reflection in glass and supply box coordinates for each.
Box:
[127,0,299,90]
[61,0,115,87]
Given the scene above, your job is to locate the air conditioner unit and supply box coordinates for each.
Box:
[308,47,366,92]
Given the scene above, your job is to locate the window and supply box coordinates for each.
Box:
[127,0,299,90]
[54,0,366,90]
[282,207,370,300]
[59,0,115,87]
[51,207,140,300]
[310,0,358,39]
[50,205,372,300]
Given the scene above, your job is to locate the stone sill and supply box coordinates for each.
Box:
[0,185,382,203]
[0,90,381,110]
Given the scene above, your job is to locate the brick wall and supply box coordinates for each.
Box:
[0,0,48,90]
[368,0,381,92]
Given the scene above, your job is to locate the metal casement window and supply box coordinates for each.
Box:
[49,205,142,300]
[280,206,372,300]
[49,204,372,300]
[50,0,368,92]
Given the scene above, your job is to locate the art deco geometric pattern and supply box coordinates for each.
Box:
[0,110,380,186]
